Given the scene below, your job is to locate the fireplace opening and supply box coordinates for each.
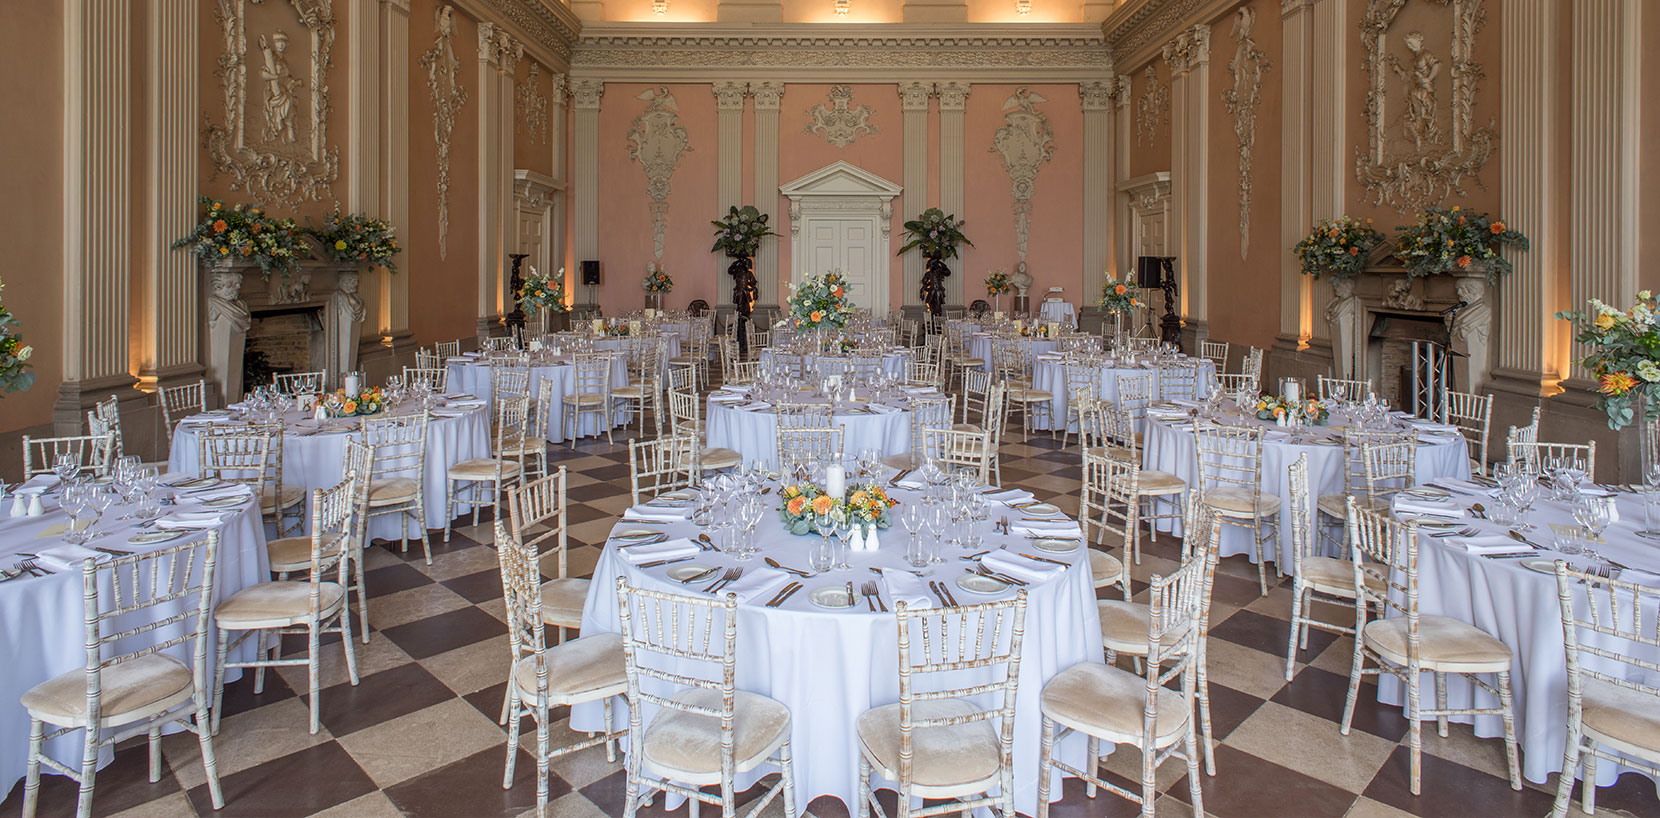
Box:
[243,306,327,394]
[1366,311,1451,407]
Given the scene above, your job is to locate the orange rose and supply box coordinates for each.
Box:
[810,310,823,322]
[1490,221,1506,234]
[212,219,228,234]
[1456,255,1472,268]
[1114,284,1127,295]
[811,495,835,516]
[1130,298,1138,306]
[833,286,845,297]
[787,496,806,516]
[1349,246,1360,255]
[1457,216,1467,225]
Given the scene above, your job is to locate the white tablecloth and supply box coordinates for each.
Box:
[969,334,1058,371]
[167,404,490,541]
[1378,488,1660,789]
[445,354,630,443]
[1141,405,1471,571]
[705,398,912,469]
[572,487,1103,814]
[757,348,911,380]
[594,335,682,364]
[0,492,269,793]
[1037,301,1076,325]
[1030,356,1215,433]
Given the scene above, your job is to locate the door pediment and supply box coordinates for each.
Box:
[780,160,903,200]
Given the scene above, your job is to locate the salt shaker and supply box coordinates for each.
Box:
[27,493,45,517]
[9,493,25,518]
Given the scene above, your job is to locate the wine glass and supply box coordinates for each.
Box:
[901,504,929,568]
[87,485,115,540]
[60,481,91,545]
[927,503,949,565]
[52,452,80,488]
[811,509,837,573]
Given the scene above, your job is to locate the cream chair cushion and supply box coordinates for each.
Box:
[1203,486,1282,518]
[1363,615,1512,674]
[855,699,1001,789]
[539,577,590,628]
[216,581,346,630]
[1089,549,1124,589]
[368,478,420,507]
[1317,494,1384,520]
[696,447,742,471]
[881,452,925,471]
[612,384,649,399]
[510,632,627,707]
[562,393,607,406]
[1098,600,1185,656]
[1007,388,1053,403]
[261,484,304,513]
[642,688,792,780]
[1136,470,1186,496]
[1580,677,1660,756]
[1298,555,1383,599]
[22,653,193,728]
[1041,661,1190,745]
[266,533,346,574]
[447,458,522,481]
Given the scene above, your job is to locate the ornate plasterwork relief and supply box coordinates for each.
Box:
[804,85,879,148]
[419,5,467,261]
[989,88,1056,261]
[1222,7,1270,259]
[626,87,692,262]
[518,61,549,144]
[205,0,339,205]
[1136,65,1168,146]
[1355,0,1497,210]
[1161,24,1210,75]
[572,29,1111,75]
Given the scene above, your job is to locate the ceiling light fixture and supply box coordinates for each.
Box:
[1015,0,1031,14]
[653,0,668,14]
[834,0,850,15]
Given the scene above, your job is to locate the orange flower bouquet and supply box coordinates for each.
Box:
[1394,206,1528,282]
[172,195,302,279]
[1097,272,1140,314]
[1556,292,1660,429]
[786,270,854,331]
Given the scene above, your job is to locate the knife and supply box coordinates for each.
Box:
[927,580,950,607]
[846,581,856,607]
[637,556,694,569]
[939,580,959,606]
[765,582,801,607]
[771,583,804,607]
[1018,552,1069,566]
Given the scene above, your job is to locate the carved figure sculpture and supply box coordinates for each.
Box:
[989,88,1055,262]
[1388,31,1442,151]
[258,31,302,145]
[208,271,251,333]
[627,87,692,262]
[1326,276,1360,379]
[331,271,367,376]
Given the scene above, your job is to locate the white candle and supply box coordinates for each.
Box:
[825,464,847,501]
[344,372,360,395]
[1284,379,1300,403]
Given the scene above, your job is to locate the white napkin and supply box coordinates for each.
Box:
[442,393,475,399]
[181,414,239,425]
[1170,399,1202,409]
[868,403,900,414]
[982,550,1064,583]
[1013,521,1083,539]
[154,512,229,531]
[720,568,791,603]
[1447,535,1529,555]
[1263,430,1293,443]
[1408,420,1460,434]
[34,544,109,573]
[14,474,60,495]
[1430,478,1499,497]
[623,506,692,523]
[722,385,752,395]
[1393,498,1467,519]
[880,571,933,610]
[618,538,700,564]
[895,478,927,491]
[429,409,467,419]
[901,386,938,395]
[179,484,254,503]
[709,393,744,404]
[983,488,1036,505]
[443,400,488,409]
[742,401,773,411]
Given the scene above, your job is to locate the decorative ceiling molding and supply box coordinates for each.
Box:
[1103,0,1239,72]
[570,23,1111,82]
[419,4,467,260]
[989,87,1055,262]
[1222,6,1269,259]
[450,0,580,68]
[626,87,691,261]
[804,85,879,148]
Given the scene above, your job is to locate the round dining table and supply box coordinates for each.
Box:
[704,390,914,469]
[756,348,912,380]
[445,352,630,443]
[167,400,490,540]
[0,485,269,794]
[1030,354,1215,434]
[1141,403,1472,573]
[570,484,1104,814]
[969,333,1059,373]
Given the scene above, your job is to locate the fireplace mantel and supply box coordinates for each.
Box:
[1326,250,1495,397]
[202,255,369,402]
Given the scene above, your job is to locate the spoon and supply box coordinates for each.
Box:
[1507,530,1543,549]
[1470,503,1488,520]
[765,557,812,577]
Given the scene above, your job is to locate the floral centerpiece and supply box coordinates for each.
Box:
[323,386,386,417]
[310,211,399,272]
[788,270,855,332]
[0,276,35,395]
[1097,272,1141,313]
[985,268,1013,312]
[1394,206,1528,282]
[1555,291,1660,429]
[899,208,973,317]
[844,483,898,527]
[642,262,673,294]
[778,482,898,534]
[517,266,570,314]
[173,196,304,279]
[1254,395,1328,425]
[1294,217,1384,280]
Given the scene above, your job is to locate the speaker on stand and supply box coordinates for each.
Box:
[580,261,600,310]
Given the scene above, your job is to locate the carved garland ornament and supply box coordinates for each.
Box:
[1355,0,1497,210]
[804,85,879,148]
[1222,7,1270,259]
[419,5,467,261]
[1136,65,1169,146]
[206,0,339,206]
[518,61,550,145]
[989,87,1055,262]
[626,87,692,262]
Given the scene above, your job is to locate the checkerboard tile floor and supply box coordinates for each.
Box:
[5,435,1658,818]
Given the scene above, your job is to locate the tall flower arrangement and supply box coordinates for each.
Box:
[787,271,854,331]
[1556,292,1660,429]
[0,277,35,395]
[642,262,673,294]
[1097,272,1140,313]
[310,211,400,272]
[710,205,774,258]
[1294,217,1384,280]
[517,266,570,314]
[172,195,303,279]
[1395,206,1528,282]
[900,208,972,317]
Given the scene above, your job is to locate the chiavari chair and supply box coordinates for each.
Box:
[1440,388,1493,476]
[414,347,440,369]
[271,370,326,396]
[436,339,462,359]
[1078,449,1132,594]
[1282,453,1381,681]
[1059,360,1100,449]
[22,433,116,480]
[1509,439,1595,479]
[1317,376,1372,404]
[777,425,844,476]
[402,366,448,393]
[629,435,694,506]
[562,353,615,446]
[1506,406,1542,471]
[665,388,741,478]
[1199,339,1229,370]
[1099,405,1186,564]
[882,394,956,471]
[1193,422,1278,596]
[362,411,433,563]
[921,426,991,484]
[158,379,208,444]
[1316,428,1414,556]
[444,394,528,542]
[1158,362,1200,403]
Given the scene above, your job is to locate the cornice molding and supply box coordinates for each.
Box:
[1103,0,1236,71]
[451,0,579,68]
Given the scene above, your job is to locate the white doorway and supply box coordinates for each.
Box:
[781,161,903,318]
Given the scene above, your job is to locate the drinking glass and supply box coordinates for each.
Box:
[60,482,91,545]
[810,511,837,573]
[52,453,79,487]
[928,504,949,565]
[88,485,115,540]
[901,505,929,568]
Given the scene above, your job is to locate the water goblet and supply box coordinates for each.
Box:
[811,509,839,572]
[901,505,929,568]
[52,453,80,488]
[60,482,92,545]
[88,485,115,540]
[927,504,949,565]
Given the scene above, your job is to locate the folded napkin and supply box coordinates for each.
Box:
[982,487,1037,505]
[881,571,933,610]
[982,550,1064,583]
[179,485,254,503]
[1446,535,1528,555]
[227,402,251,412]
[442,392,475,399]
[180,414,240,426]
[617,538,700,564]
[709,392,745,403]
[720,568,791,603]
[34,544,110,573]
[623,506,692,523]
[1430,478,1500,497]
[722,385,752,395]
[154,512,229,531]
[901,386,938,395]
[1263,430,1293,443]
[895,478,927,491]
[429,409,467,419]
[1393,498,1467,519]
[1170,399,1203,409]
[443,400,488,409]
[1145,411,1187,423]
[742,401,773,411]
[14,474,60,495]
[1407,420,1460,434]
[1013,520,1083,539]
[868,403,900,414]
[1417,433,1463,445]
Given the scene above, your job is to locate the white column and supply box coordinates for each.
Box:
[751,82,783,311]
[1279,0,1313,349]
[1081,80,1113,292]
[148,0,199,384]
[347,0,383,345]
[572,79,603,308]
[900,82,932,310]
[1164,25,1210,340]
[937,82,969,309]
[714,82,746,214]
[60,0,135,429]
[1568,0,1642,384]
[1113,75,1133,277]
[550,73,569,281]
[497,36,520,323]
[476,24,502,335]
[381,0,411,343]
[1307,0,1345,351]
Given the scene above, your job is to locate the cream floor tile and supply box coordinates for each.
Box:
[365,581,473,631]
[545,742,624,791]
[108,791,199,818]
[1417,721,1521,785]
[275,629,416,692]
[1343,795,1421,818]
[1097,743,1194,794]
[520,791,611,818]
[421,637,511,697]
[163,698,335,790]
[1224,700,1396,793]
[1201,637,1291,701]
[311,790,407,818]
[423,540,507,581]
[336,698,509,789]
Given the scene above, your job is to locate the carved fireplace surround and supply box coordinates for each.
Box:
[1326,250,1495,399]
[203,251,369,402]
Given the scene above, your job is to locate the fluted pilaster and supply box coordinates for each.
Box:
[572,80,603,307]
[714,82,747,218]
[1164,25,1210,333]
[496,36,519,322]
[752,82,783,310]
[1113,75,1133,277]
[937,82,968,308]
[147,0,199,381]
[900,82,931,308]
[1081,80,1113,291]
[1279,0,1313,346]
[1307,0,1345,349]
[348,0,383,340]
[476,24,502,333]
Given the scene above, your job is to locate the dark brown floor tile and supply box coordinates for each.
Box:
[1203,682,1268,741]
[383,744,569,817]
[462,681,512,728]
[0,739,181,818]
[186,741,375,817]
[214,665,299,722]
[566,502,617,524]
[1167,743,1356,818]
[1363,744,1555,817]
[1210,608,1340,659]
[1210,571,1278,608]
[568,480,627,502]
[1549,769,1660,817]
[379,604,508,660]
[573,462,630,482]
[1271,666,1409,742]
[362,560,434,596]
[315,663,458,737]
[1035,772,1148,817]
[441,567,505,604]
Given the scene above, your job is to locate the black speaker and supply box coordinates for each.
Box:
[581,260,600,286]
[1135,256,1164,289]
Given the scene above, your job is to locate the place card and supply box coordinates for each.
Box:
[35,520,93,538]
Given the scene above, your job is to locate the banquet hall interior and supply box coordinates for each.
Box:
[4,0,1660,816]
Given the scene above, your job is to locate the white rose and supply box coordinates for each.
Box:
[17,345,31,361]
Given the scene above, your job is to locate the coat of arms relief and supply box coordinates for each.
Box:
[803,85,879,148]
[206,0,339,206]
[1355,0,1496,211]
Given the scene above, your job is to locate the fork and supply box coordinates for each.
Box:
[862,581,888,612]
[19,558,52,576]
[972,563,1027,587]
[706,567,744,594]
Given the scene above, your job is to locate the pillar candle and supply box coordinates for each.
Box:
[825,464,846,501]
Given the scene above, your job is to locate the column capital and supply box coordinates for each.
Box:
[496,33,522,75]
[750,81,783,110]
[1080,80,1113,111]
[571,79,604,110]
[381,0,411,13]
[552,73,569,107]
[936,81,970,111]
[1281,0,1312,16]
[714,81,748,111]
[1113,74,1133,109]
[899,81,933,111]
[1162,24,1211,74]
[478,23,498,66]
